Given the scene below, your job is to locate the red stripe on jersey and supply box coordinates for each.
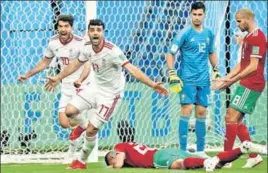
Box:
[105,42,114,48]
[50,34,60,41]
[104,45,113,50]
[122,61,130,67]
[73,35,83,41]
[105,95,120,121]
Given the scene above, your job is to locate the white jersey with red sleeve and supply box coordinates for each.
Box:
[78,40,129,96]
[44,34,86,86]
[114,142,157,168]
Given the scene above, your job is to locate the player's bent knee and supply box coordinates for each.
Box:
[58,112,70,129]
[65,104,80,118]
[86,122,99,137]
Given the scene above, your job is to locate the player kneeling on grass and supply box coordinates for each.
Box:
[105,141,267,172]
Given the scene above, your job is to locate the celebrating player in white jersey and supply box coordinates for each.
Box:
[45,19,169,169]
[17,14,91,162]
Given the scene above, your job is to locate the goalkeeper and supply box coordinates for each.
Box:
[165,2,220,156]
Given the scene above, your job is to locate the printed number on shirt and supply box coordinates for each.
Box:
[198,42,206,53]
[133,144,155,155]
[60,57,69,65]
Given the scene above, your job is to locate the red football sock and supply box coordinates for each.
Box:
[217,148,242,166]
[224,123,238,151]
[183,157,205,169]
[237,123,257,158]
[69,126,86,141]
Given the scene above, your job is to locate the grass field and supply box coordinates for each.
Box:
[1,155,267,173]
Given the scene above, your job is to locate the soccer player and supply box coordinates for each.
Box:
[165,2,220,156]
[45,19,169,169]
[17,14,91,162]
[212,8,267,168]
[104,141,267,171]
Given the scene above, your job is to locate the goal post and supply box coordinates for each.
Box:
[1,1,267,163]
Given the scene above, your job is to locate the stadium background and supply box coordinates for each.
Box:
[1,0,267,162]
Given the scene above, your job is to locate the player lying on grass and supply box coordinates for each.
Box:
[105,141,267,172]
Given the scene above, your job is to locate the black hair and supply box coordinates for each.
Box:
[88,19,105,30]
[57,14,74,27]
[191,2,206,13]
[104,151,111,166]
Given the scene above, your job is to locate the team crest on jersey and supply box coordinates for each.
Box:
[69,48,79,58]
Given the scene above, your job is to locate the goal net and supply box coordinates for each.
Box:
[1,1,267,163]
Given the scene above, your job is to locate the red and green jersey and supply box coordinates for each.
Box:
[114,142,157,168]
[240,28,267,92]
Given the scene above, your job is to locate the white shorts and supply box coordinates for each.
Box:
[58,82,90,113]
[69,85,122,128]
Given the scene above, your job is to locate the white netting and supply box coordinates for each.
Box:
[1,1,267,163]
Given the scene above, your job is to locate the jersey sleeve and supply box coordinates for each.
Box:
[249,33,266,58]
[112,47,129,67]
[208,30,216,54]
[44,41,54,59]
[168,26,189,55]
[78,46,90,63]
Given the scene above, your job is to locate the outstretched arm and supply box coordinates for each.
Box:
[45,59,85,91]
[57,59,85,81]
[227,57,258,83]
[73,62,91,88]
[18,57,53,82]
[123,63,168,96]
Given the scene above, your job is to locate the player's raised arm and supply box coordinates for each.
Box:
[45,58,86,92]
[123,63,168,96]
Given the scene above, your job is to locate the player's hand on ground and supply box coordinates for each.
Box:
[73,79,82,88]
[45,76,60,92]
[17,74,28,83]
[152,82,169,96]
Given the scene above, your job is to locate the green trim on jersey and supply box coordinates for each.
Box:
[230,85,261,114]
[153,148,202,168]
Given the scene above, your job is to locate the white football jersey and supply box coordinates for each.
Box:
[78,40,129,95]
[44,34,85,85]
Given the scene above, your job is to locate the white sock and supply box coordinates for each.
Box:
[67,139,77,156]
[79,135,97,164]
[69,113,88,129]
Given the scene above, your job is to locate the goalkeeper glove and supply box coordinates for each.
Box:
[212,65,221,80]
[168,69,183,93]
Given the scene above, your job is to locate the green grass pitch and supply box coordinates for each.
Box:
[1,155,267,173]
